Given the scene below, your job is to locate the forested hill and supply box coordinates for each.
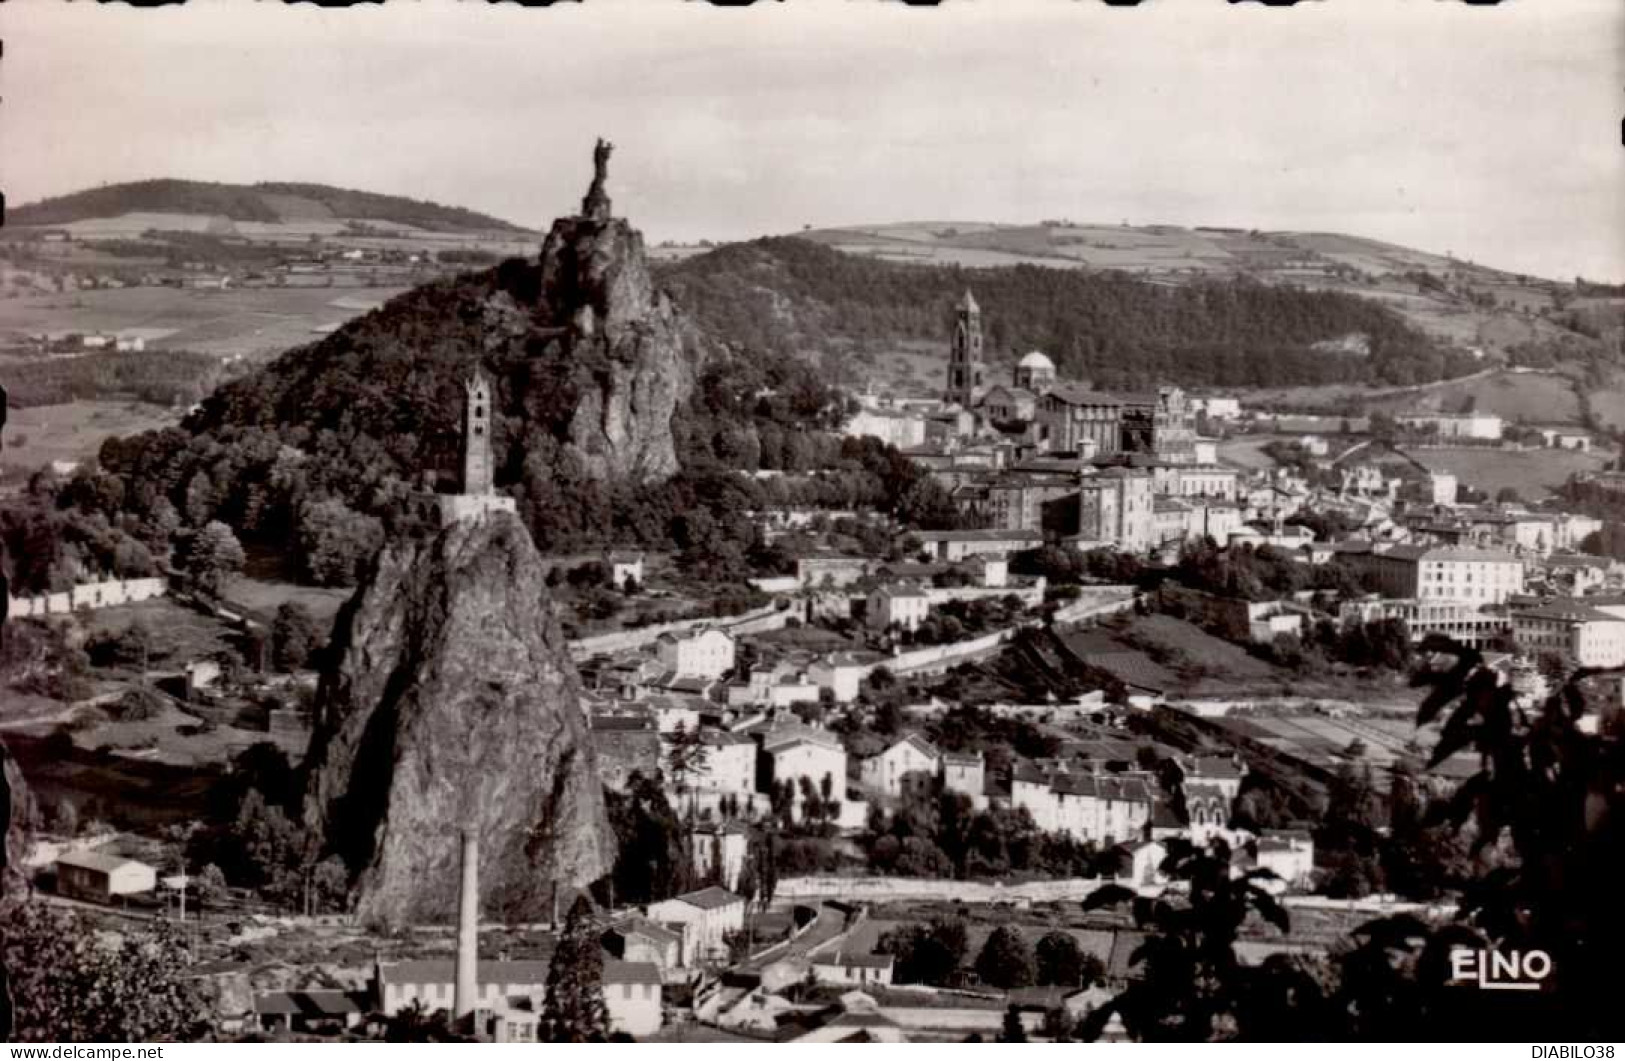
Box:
[656,237,1478,389]
[10,179,529,234]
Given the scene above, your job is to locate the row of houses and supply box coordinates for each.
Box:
[859,733,985,804]
[1006,755,1246,850]
[256,956,664,1040]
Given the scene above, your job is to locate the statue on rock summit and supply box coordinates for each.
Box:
[582,137,614,221]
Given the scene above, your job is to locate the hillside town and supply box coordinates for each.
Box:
[9,257,1625,1042]
[4,1,1624,1047]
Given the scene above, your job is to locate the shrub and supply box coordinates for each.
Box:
[112,686,166,722]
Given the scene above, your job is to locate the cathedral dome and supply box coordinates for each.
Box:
[1017,351,1055,371]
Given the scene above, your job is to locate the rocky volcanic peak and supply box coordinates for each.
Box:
[530,142,696,482]
[299,509,613,926]
[181,142,698,495]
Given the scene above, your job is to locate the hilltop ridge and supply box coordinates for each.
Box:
[9,178,531,235]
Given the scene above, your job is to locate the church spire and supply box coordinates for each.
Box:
[945,290,985,408]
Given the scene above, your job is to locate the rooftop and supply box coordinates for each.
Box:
[1045,382,1156,408]
[253,990,371,1018]
[911,528,1044,543]
[812,951,895,970]
[607,915,684,948]
[1190,755,1243,780]
[603,961,663,987]
[661,885,744,912]
[56,850,148,875]
[379,959,552,986]
[1512,602,1625,624]
[891,732,940,761]
[1379,545,1520,563]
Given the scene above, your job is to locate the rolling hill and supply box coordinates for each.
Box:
[790,221,1617,368]
[655,236,1481,392]
[8,179,533,236]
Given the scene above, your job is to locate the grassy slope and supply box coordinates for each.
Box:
[1,400,179,473]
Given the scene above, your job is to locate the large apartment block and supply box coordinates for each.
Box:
[1339,544,1525,604]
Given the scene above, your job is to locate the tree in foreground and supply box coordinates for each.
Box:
[1328,636,1625,1039]
[1074,841,1290,1042]
[1,900,208,1041]
[1072,635,1625,1041]
[540,895,610,1043]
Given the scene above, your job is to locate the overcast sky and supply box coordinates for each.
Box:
[5,0,1621,281]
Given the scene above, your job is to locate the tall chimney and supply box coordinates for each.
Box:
[453,830,479,1028]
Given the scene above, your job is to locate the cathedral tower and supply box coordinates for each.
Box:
[463,368,494,496]
[945,289,985,408]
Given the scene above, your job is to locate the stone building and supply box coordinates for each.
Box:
[1074,467,1155,553]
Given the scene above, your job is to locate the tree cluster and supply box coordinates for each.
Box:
[1,901,209,1041]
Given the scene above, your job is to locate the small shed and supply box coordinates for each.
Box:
[56,851,158,904]
[253,989,371,1035]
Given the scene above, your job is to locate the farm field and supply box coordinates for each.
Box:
[4,727,222,832]
[1216,708,1475,779]
[1365,368,1582,425]
[0,283,411,359]
[1,400,179,475]
[81,598,242,668]
[1062,616,1278,698]
[222,577,353,628]
[849,339,950,397]
[58,698,305,769]
[1215,434,1282,470]
[1062,616,1414,702]
[1409,446,1608,499]
[1581,369,1625,432]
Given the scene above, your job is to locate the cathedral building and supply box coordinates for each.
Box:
[1036,383,1195,463]
[942,292,1194,464]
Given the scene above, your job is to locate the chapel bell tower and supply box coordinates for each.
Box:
[463,368,494,496]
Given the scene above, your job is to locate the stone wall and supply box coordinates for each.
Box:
[922,579,1046,609]
[438,494,518,524]
[568,603,784,660]
[7,577,166,618]
[773,875,1123,904]
[883,1007,1045,1035]
[887,626,1027,677]
[1051,585,1137,626]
